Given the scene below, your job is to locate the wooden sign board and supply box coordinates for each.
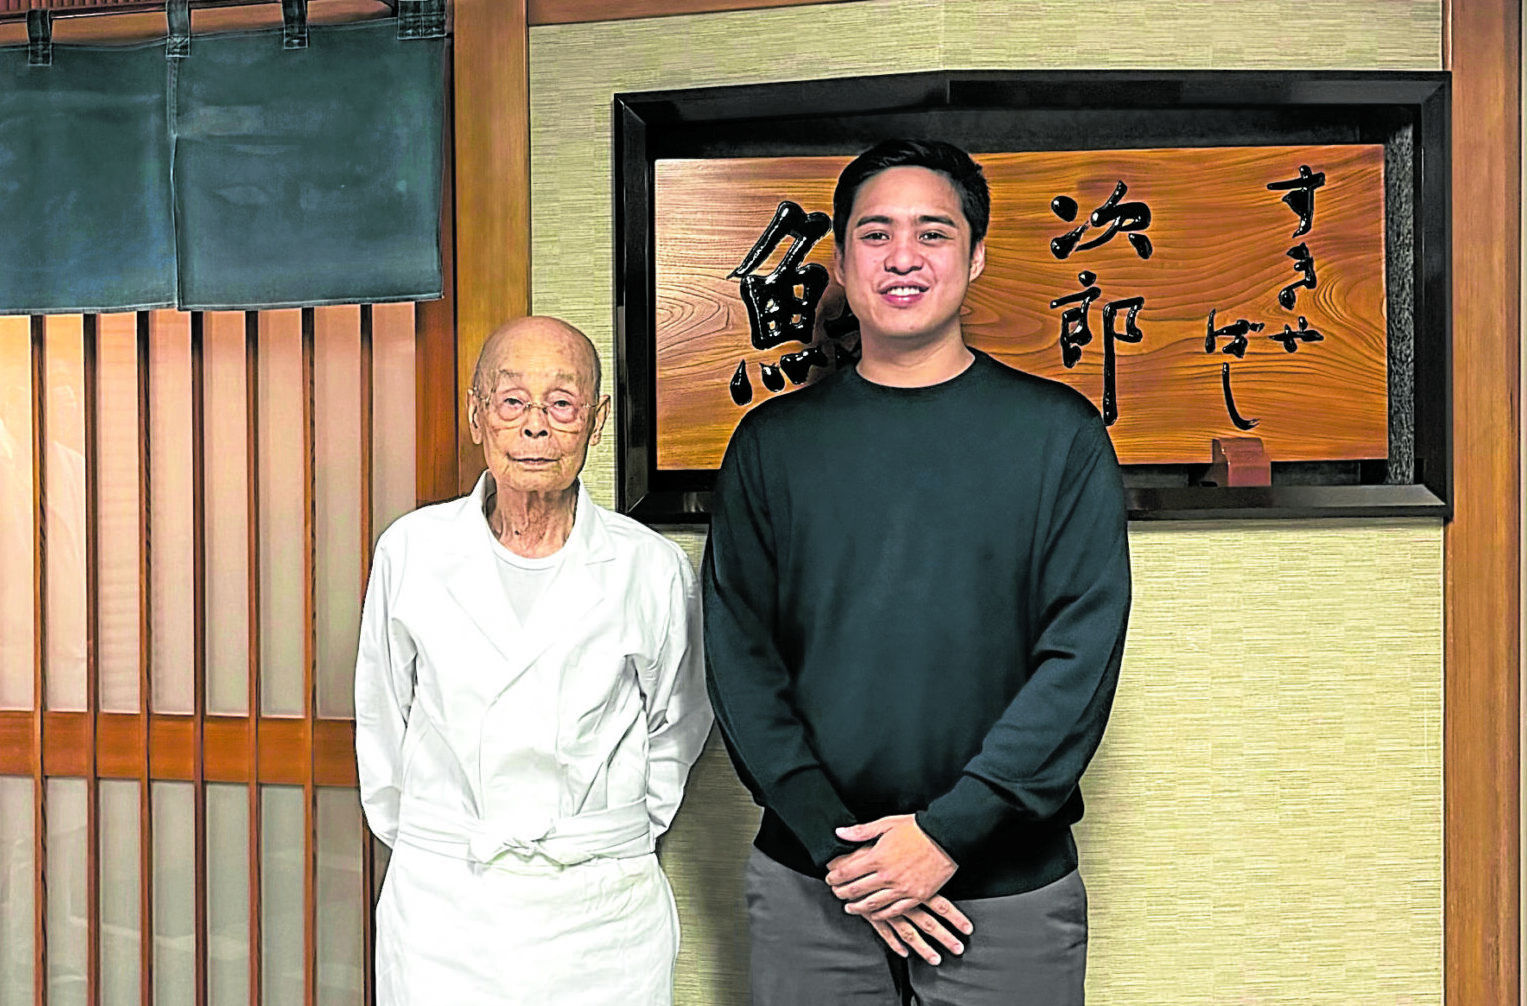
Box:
[654,145,1387,469]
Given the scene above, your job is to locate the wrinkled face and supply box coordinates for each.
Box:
[468,332,609,498]
[831,166,986,348]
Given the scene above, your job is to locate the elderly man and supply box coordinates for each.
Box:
[356,316,712,1005]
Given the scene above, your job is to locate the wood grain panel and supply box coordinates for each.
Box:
[311,721,358,786]
[527,0,857,25]
[148,716,193,778]
[0,712,29,774]
[655,148,1389,469]
[1445,0,1520,1001]
[95,713,144,778]
[453,0,529,493]
[202,717,250,782]
[41,711,88,776]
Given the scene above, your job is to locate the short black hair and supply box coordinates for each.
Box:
[832,139,990,250]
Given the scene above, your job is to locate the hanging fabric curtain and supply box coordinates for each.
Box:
[0,1,445,315]
[0,30,177,313]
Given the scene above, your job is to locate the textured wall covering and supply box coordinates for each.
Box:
[529,2,1444,1002]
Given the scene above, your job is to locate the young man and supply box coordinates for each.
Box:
[703,140,1131,1005]
[356,316,712,1005]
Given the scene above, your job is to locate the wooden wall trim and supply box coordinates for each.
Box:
[1447,0,1522,1003]
[452,0,530,493]
[527,0,861,26]
[416,101,458,508]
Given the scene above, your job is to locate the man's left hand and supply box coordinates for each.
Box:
[826,815,959,922]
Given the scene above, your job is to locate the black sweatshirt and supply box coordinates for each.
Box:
[702,350,1132,900]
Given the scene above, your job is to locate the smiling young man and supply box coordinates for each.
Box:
[703,140,1132,1004]
[356,316,712,1005]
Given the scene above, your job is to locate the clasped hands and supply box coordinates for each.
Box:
[825,814,971,966]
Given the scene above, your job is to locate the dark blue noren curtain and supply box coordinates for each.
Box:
[0,41,176,314]
[0,19,444,314]
[174,21,445,310]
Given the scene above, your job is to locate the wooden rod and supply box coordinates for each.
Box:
[136,312,154,1006]
[190,314,209,1006]
[525,0,858,25]
[245,311,263,1006]
[84,315,102,1006]
[0,0,390,24]
[300,308,318,1006]
[31,314,48,1006]
[359,305,377,1006]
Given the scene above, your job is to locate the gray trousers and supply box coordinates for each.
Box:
[745,848,1087,1006]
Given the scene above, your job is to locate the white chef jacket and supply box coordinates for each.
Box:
[355,473,712,1004]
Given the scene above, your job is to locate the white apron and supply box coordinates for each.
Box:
[355,475,711,1005]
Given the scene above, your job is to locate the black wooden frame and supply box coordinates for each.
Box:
[613,70,1451,523]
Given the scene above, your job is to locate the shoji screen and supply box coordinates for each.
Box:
[0,304,415,1005]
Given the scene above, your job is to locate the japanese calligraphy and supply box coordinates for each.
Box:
[728,200,833,350]
[1277,242,1317,310]
[726,200,839,406]
[1050,270,1101,368]
[1221,363,1259,431]
[1209,163,1333,430]
[1049,181,1154,261]
[1050,270,1146,426]
[1266,164,1326,238]
[1204,309,1265,359]
[1268,316,1324,353]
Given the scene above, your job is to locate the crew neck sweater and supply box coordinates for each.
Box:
[702,350,1131,900]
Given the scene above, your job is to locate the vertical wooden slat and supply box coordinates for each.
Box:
[32,315,47,1006]
[84,316,101,1006]
[190,314,210,1006]
[415,86,457,508]
[136,312,153,1006]
[359,305,377,1006]
[245,311,263,1006]
[301,309,318,1006]
[29,315,45,1006]
[360,307,374,625]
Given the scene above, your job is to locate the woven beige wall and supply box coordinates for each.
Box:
[530,3,1444,1002]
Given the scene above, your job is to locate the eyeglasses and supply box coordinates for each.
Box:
[476,390,593,427]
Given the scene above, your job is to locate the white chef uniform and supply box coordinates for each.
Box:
[355,473,713,1005]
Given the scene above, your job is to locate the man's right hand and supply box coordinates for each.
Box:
[862,897,972,966]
